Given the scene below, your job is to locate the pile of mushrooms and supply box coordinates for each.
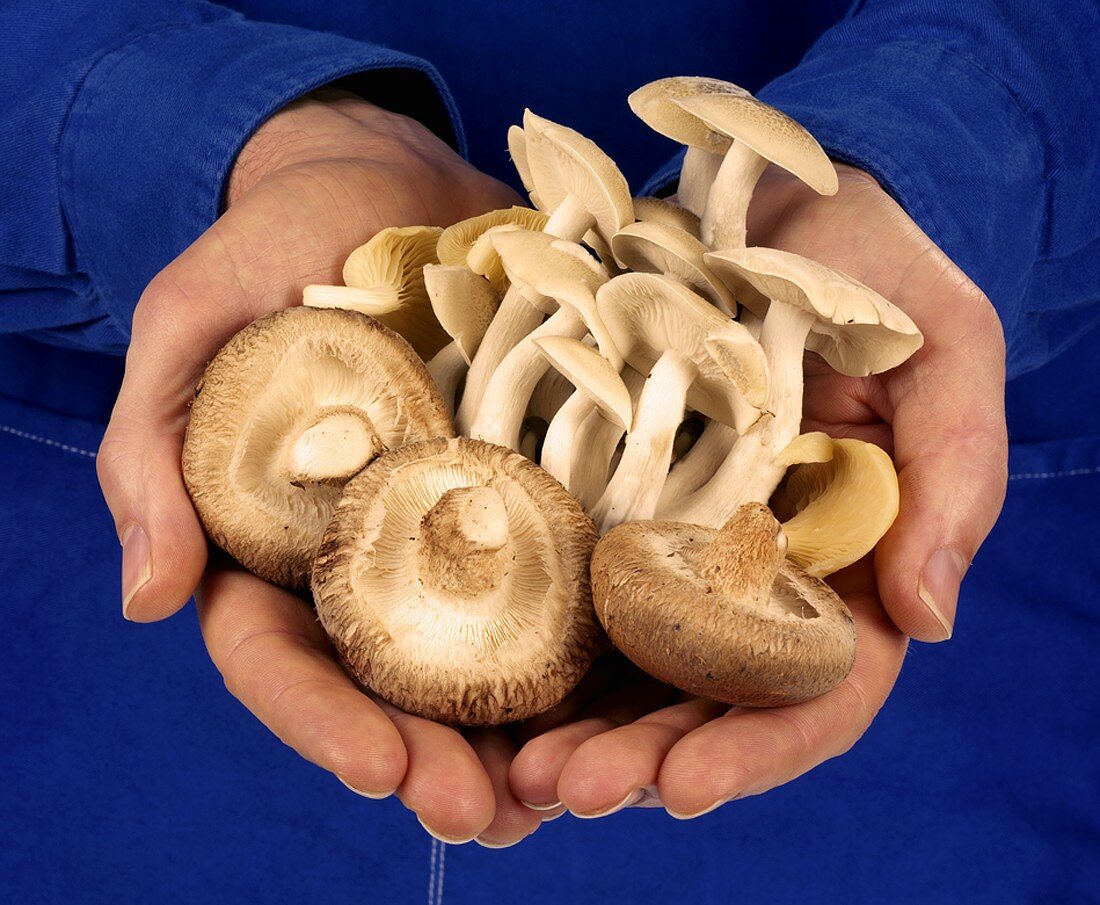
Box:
[183,76,921,723]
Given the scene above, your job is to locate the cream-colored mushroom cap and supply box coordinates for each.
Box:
[437,207,549,295]
[508,124,540,206]
[673,92,839,197]
[628,76,750,153]
[533,336,633,430]
[423,264,500,364]
[611,220,735,314]
[311,437,602,726]
[340,225,449,360]
[523,110,633,241]
[705,247,923,375]
[780,435,901,578]
[490,228,608,306]
[597,272,766,431]
[182,307,454,589]
[591,503,856,707]
[632,196,701,236]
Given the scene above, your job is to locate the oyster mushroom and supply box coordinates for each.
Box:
[311,437,602,726]
[632,196,701,236]
[182,307,454,588]
[591,502,856,707]
[423,264,500,365]
[437,207,549,295]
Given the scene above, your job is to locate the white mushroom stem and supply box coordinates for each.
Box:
[545,193,597,242]
[664,300,815,526]
[540,390,598,484]
[678,147,723,218]
[657,420,738,511]
[700,142,769,249]
[284,408,378,485]
[419,486,510,598]
[426,341,468,416]
[592,350,697,532]
[467,307,587,447]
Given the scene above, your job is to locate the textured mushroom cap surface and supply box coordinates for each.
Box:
[490,228,609,311]
[628,76,750,152]
[523,110,633,240]
[597,272,766,429]
[705,247,924,376]
[182,307,454,588]
[437,207,549,295]
[312,437,602,725]
[591,517,856,707]
[673,92,839,196]
[632,196,701,235]
[423,264,500,364]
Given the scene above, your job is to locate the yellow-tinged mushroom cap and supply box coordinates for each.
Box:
[437,207,549,295]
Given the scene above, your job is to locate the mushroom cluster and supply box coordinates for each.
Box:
[184,75,923,722]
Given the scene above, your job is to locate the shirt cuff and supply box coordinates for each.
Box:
[61,17,464,351]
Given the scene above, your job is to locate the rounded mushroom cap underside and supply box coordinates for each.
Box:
[437,207,549,295]
[182,307,454,589]
[591,519,856,707]
[311,437,603,725]
[628,76,751,152]
[632,196,701,236]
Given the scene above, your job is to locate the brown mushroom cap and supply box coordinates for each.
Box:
[312,437,602,725]
[182,307,454,588]
[591,503,856,707]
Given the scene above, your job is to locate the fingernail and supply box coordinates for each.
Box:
[571,788,644,819]
[337,774,395,800]
[521,800,562,812]
[121,524,152,619]
[627,785,665,809]
[474,836,522,850]
[666,794,736,820]
[417,815,475,845]
[917,548,968,641]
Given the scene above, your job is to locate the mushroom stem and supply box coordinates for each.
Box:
[658,420,738,510]
[700,142,768,249]
[678,147,723,218]
[545,193,596,241]
[284,407,379,485]
[592,350,698,532]
[419,485,510,598]
[663,300,814,525]
[426,341,468,416]
[694,503,788,606]
[466,307,587,447]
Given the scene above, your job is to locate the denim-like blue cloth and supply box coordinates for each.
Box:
[1,1,1099,902]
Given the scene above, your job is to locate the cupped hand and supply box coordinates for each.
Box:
[509,164,1008,819]
[96,90,525,842]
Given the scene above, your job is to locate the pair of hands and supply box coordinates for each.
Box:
[97,91,1008,847]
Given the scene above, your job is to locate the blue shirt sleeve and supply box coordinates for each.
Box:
[0,1,463,355]
[644,1,1100,379]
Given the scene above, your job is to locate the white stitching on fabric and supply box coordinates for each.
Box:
[428,838,438,905]
[435,841,446,905]
[1008,466,1099,480]
[0,424,97,459]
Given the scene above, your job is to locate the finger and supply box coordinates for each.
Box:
[509,673,675,809]
[557,697,729,818]
[466,729,542,849]
[196,568,407,797]
[877,295,1008,641]
[658,581,907,818]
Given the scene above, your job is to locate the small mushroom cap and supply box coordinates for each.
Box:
[591,505,856,707]
[781,436,901,578]
[341,226,449,360]
[628,76,750,153]
[437,207,549,295]
[611,220,735,314]
[533,335,633,430]
[597,272,766,431]
[523,110,633,240]
[508,125,540,205]
[705,247,924,376]
[182,307,454,588]
[311,437,602,726]
[632,196,701,236]
[672,92,839,196]
[489,228,609,315]
[423,265,500,364]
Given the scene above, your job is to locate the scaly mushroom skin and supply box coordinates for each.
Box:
[182,307,454,588]
[312,437,602,726]
[592,503,856,707]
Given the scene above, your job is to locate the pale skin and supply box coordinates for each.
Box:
[97,92,1008,846]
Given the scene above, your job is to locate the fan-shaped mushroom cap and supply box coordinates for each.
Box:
[632,196,701,236]
[628,76,749,153]
[673,92,838,197]
[311,437,602,726]
[523,110,633,241]
[423,264,500,365]
[508,124,540,205]
[705,247,923,376]
[597,273,766,431]
[533,336,633,430]
[591,503,856,707]
[438,207,549,295]
[339,225,449,360]
[780,435,900,578]
[182,307,454,588]
[611,221,735,314]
